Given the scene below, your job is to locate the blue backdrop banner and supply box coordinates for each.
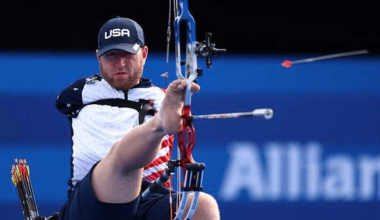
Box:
[1,52,379,220]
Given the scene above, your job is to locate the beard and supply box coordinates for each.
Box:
[99,62,144,90]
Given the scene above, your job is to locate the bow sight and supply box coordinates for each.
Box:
[196,32,226,69]
[180,32,226,78]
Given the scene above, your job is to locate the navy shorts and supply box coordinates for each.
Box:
[58,166,179,220]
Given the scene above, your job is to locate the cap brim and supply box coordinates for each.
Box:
[98,43,141,56]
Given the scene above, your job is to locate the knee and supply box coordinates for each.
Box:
[191,192,220,220]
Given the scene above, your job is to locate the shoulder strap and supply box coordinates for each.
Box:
[88,99,156,125]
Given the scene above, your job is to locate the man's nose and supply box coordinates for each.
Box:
[115,55,126,67]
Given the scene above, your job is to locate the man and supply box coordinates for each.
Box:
[56,16,220,220]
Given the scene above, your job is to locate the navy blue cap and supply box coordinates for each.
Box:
[98,17,145,56]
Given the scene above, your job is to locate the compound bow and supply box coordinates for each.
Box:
[142,1,273,220]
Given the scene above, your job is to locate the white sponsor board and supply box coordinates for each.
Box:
[219,141,380,201]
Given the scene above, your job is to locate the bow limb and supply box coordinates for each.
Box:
[174,0,198,101]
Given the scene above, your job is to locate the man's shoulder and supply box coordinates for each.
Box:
[55,74,106,116]
[58,74,102,93]
[71,74,103,87]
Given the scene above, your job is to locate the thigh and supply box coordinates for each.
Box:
[134,190,179,220]
[59,168,140,220]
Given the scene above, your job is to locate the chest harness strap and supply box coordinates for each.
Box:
[88,98,156,125]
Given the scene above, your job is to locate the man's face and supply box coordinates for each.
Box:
[97,47,148,90]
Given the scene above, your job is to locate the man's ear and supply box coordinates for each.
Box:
[95,50,100,61]
[141,46,148,66]
[142,46,148,60]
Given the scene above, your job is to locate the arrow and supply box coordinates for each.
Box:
[282,49,369,68]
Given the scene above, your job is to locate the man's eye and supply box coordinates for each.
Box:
[104,53,116,60]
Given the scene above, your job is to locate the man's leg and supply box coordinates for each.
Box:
[184,192,220,220]
[136,185,220,220]
[59,164,140,220]
[91,80,200,204]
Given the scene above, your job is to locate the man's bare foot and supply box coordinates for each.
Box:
[159,79,200,134]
